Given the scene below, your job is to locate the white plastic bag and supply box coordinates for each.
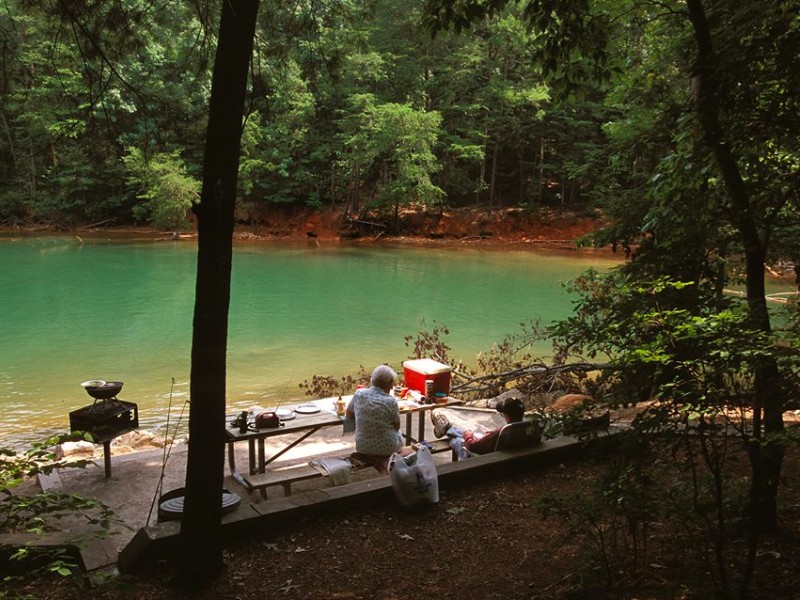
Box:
[388,446,439,507]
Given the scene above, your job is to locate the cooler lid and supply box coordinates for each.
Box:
[402,358,451,374]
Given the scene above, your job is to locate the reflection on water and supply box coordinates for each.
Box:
[0,236,629,448]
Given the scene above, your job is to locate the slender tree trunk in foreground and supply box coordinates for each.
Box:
[176,0,260,585]
[686,0,784,538]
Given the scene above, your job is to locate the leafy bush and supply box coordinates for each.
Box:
[1,434,119,583]
[535,435,661,590]
[298,367,370,399]
[122,147,200,231]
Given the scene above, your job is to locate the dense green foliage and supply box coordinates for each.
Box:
[0,0,612,229]
[422,0,799,596]
[122,147,200,230]
[3,0,799,594]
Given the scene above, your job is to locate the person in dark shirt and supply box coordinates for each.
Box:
[429,398,525,459]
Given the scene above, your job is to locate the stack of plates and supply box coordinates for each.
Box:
[275,408,295,420]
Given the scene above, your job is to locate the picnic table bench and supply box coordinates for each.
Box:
[225,397,463,498]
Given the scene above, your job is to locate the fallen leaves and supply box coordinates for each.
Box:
[277,579,300,594]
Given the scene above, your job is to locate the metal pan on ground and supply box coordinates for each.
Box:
[158,488,241,522]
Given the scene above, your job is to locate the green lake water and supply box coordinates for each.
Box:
[1,235,623,448]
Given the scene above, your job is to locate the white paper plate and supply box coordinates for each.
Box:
[295,404,321,414]
[276,409,295,420]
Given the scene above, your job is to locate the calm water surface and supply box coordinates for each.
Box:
[0,235,621,448]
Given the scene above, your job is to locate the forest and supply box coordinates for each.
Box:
[5,0,634,231]
[2,2,797,240]
[2,0,800,598]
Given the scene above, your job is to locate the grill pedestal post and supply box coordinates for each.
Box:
[102,440,112,478]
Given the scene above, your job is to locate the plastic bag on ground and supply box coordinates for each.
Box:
[388,446,439,507]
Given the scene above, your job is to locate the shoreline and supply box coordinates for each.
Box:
[0,206,615,252]
[0,224,619,256]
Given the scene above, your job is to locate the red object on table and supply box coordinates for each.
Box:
[402,358,452,396]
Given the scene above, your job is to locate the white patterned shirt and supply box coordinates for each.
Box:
[347,386,402,456]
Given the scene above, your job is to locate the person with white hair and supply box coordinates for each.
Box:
[346,364,412,473]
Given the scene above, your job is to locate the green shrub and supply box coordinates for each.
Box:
[122,147,200,231]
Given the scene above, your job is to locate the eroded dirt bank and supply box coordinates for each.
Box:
[2,206,611,251]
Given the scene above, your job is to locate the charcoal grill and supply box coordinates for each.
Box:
[83,380,124,400]
[70,380,139,477]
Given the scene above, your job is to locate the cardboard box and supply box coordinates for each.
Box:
[402,359,452,396]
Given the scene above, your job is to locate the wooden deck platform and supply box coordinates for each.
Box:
[118,426,625,574]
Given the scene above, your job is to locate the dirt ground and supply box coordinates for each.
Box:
[6,411,800,600]
[242,205,608,247]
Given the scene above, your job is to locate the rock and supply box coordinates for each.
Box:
[55,441,95,459]
[528,390,565,410]
[486,388,527,410]
[547,394,611,433]
[36,470,63,491]
[112,431,165,450]
[549,393,593,413]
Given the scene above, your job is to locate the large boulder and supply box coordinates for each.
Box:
[113,430,165,449]
[486,388,527,410]
[549,393,593,413]
[547,393,610,433]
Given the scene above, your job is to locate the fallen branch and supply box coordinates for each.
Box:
[451,361,609,397]
[347,218,386,230]
[79,218,114,229]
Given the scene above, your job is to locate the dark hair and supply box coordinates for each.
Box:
[495,398,525,421]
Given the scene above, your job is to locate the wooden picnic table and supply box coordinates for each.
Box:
[224,395,462,498]
[224,401,342,493]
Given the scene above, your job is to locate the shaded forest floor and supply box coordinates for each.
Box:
[7,438,800,600]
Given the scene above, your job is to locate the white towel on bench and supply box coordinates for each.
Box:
[308,457,352,485]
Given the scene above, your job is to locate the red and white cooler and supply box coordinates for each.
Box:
[402,358,452,397]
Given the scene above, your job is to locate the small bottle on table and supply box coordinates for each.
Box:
[425,380,434,404]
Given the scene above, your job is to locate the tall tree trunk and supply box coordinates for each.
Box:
[177,0,259,585]
[489,141,499,208]
[0,110,17,170]
[686,0,784,537]
[478,137,487,205]
[28,136,35,203]
[538,138,545,204]
[330,164,336,205]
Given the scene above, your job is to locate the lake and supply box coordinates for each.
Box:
[0,234,620,448]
